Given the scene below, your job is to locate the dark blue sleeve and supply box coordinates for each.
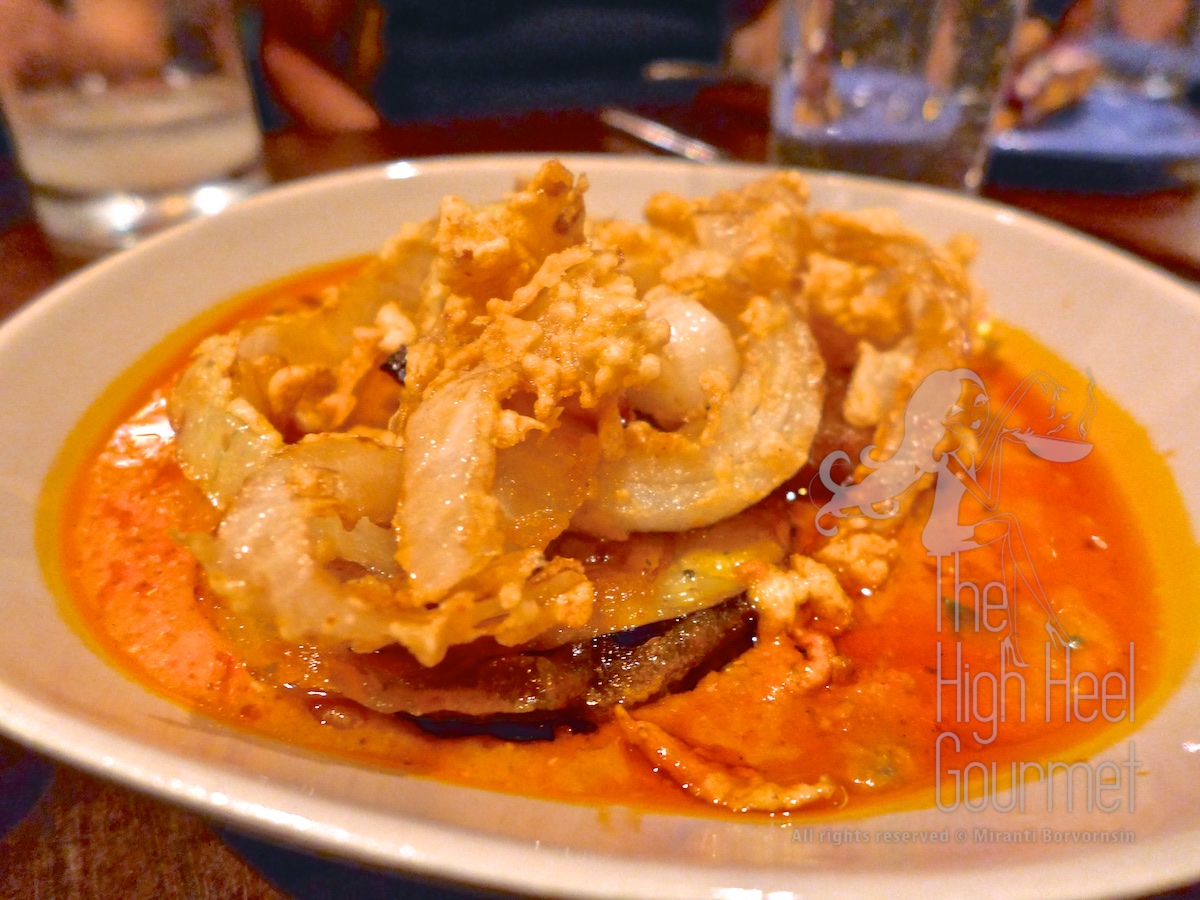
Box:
[372,0,724,121]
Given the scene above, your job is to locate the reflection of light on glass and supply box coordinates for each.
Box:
[105,195,147,232]
[194,185,231,215]
[1184,741,1200,754]
[386,161,419,180]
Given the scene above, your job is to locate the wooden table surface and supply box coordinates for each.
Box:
[2,85,1199,899]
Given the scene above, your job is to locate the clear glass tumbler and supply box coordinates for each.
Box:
[770,0,1022,190]
[0,0,267,255]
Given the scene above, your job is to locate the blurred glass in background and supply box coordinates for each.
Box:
[0,0,266,256]
[768,0,1021,191]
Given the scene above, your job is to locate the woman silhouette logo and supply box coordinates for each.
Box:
[814,367,1092,667]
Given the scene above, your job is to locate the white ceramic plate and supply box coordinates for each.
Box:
[1,154,1198,899]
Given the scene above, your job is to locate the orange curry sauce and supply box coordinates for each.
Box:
[48,260,1194,820]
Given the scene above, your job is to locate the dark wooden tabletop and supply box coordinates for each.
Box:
[2,85,1199,899]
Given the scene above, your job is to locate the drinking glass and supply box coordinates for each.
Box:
[770,0,1022,190]
[0,0,267,256]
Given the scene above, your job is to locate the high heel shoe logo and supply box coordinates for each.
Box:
[816,366,1147,815]
[815,366,1094,660]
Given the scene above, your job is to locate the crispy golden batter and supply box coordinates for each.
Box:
[171,159,974,688]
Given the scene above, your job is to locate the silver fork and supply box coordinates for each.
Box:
[598,107,728,164]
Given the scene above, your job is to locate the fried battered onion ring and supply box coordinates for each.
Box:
[172,160,976,681]
[572,299,824,537]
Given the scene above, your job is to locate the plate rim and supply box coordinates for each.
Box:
[2,152,1199,899]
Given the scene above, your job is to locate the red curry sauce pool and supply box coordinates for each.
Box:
[50,259,1185,819]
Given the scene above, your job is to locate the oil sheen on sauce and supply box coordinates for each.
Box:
[43,258,1199,821]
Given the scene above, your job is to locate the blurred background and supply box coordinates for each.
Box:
[4,0,1200,226]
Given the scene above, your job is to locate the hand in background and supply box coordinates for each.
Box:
[726,0,781,85]
[259,0,383,131]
